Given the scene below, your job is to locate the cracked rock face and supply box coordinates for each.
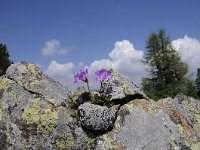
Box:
[102,69,148,101]
[6,62,71,104]
[0,62,89,150]
[78,102,118,132]
[1,62,200,150]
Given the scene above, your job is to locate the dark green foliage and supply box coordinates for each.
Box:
[90,93,113,107]
[142,29,196,100]
[68,91,113,118]
[194,68,200,98]
[0,43,13,76]
[68,95,79,118]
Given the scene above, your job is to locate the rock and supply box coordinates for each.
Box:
[94,96,200,150]
[0,62,89,150]
[0,121,7,149]
[72,86,90,107]
[78,102,118,132]
[156,95,200,149]
[6,62,71,104]
[95,99,180,150]
[102,69,148,102]
[0,62,200,150]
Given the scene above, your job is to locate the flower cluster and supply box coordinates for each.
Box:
[95,69,112,82]
[74,68,113,106]
[74,68,113,94]
[74,68,88,83]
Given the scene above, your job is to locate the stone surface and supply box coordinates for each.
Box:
[96,97,200,150]
[102,69,148,102]
[6,62,71,104]
[78,102,118,132]
[0,62,200,150]
[0,62,89,150]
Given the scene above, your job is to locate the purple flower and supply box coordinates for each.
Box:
[74,68,88,83]
[95,69,113,82]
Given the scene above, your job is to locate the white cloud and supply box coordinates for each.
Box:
[45,37,200,90]
[45,40,146,90]
[46,60,75,87]
[41,39,69,56]
[172,35,200,75]
[88,40,145,89]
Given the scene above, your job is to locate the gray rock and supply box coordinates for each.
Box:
[102,69,148,101]
[0,62,89,150]
[1,62,200,150]
[78,102,118,132]
[115,107,180,150]
[6,62,71,104]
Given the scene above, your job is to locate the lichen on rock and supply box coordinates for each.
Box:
[78,102,118,132]
[0,61,200,150]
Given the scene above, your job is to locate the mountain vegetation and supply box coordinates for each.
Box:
[0,43,13,76]
[141,29,196,100]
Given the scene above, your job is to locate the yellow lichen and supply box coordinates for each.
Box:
[0,99,9,120]
[0,109,4,120]
[56,135,75,148]
[125,103,134,113]
[56,139,66,149]
[88,137,95,145]
[168,133,178,149]
[191,142,200,150]
[176,124,184,134]
[0,78,14,90]
[22,97,58,134]
[27,64,37,73]
[194,114,200,123]
[46,98,57,106]
[114,116,122,133]
[102,133,126,150]
[103,134,118,149]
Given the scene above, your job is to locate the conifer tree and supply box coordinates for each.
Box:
[142,29,194,100]
[195,68,200,98]
[0,43,13,76]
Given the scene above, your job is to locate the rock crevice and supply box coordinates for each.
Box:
[0,62,199,150]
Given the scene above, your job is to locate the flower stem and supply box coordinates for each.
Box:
[85,78,91,93]
[99,81,103,93]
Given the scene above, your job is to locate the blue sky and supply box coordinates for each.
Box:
[1,0,200,89]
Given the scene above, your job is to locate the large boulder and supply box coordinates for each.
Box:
[0,62,89,150]
[6,62,71,104]
[95,96,200,150]
[0,62,200,150]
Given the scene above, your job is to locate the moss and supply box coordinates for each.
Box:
[56,135,75,149]
[22,97,58,134]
